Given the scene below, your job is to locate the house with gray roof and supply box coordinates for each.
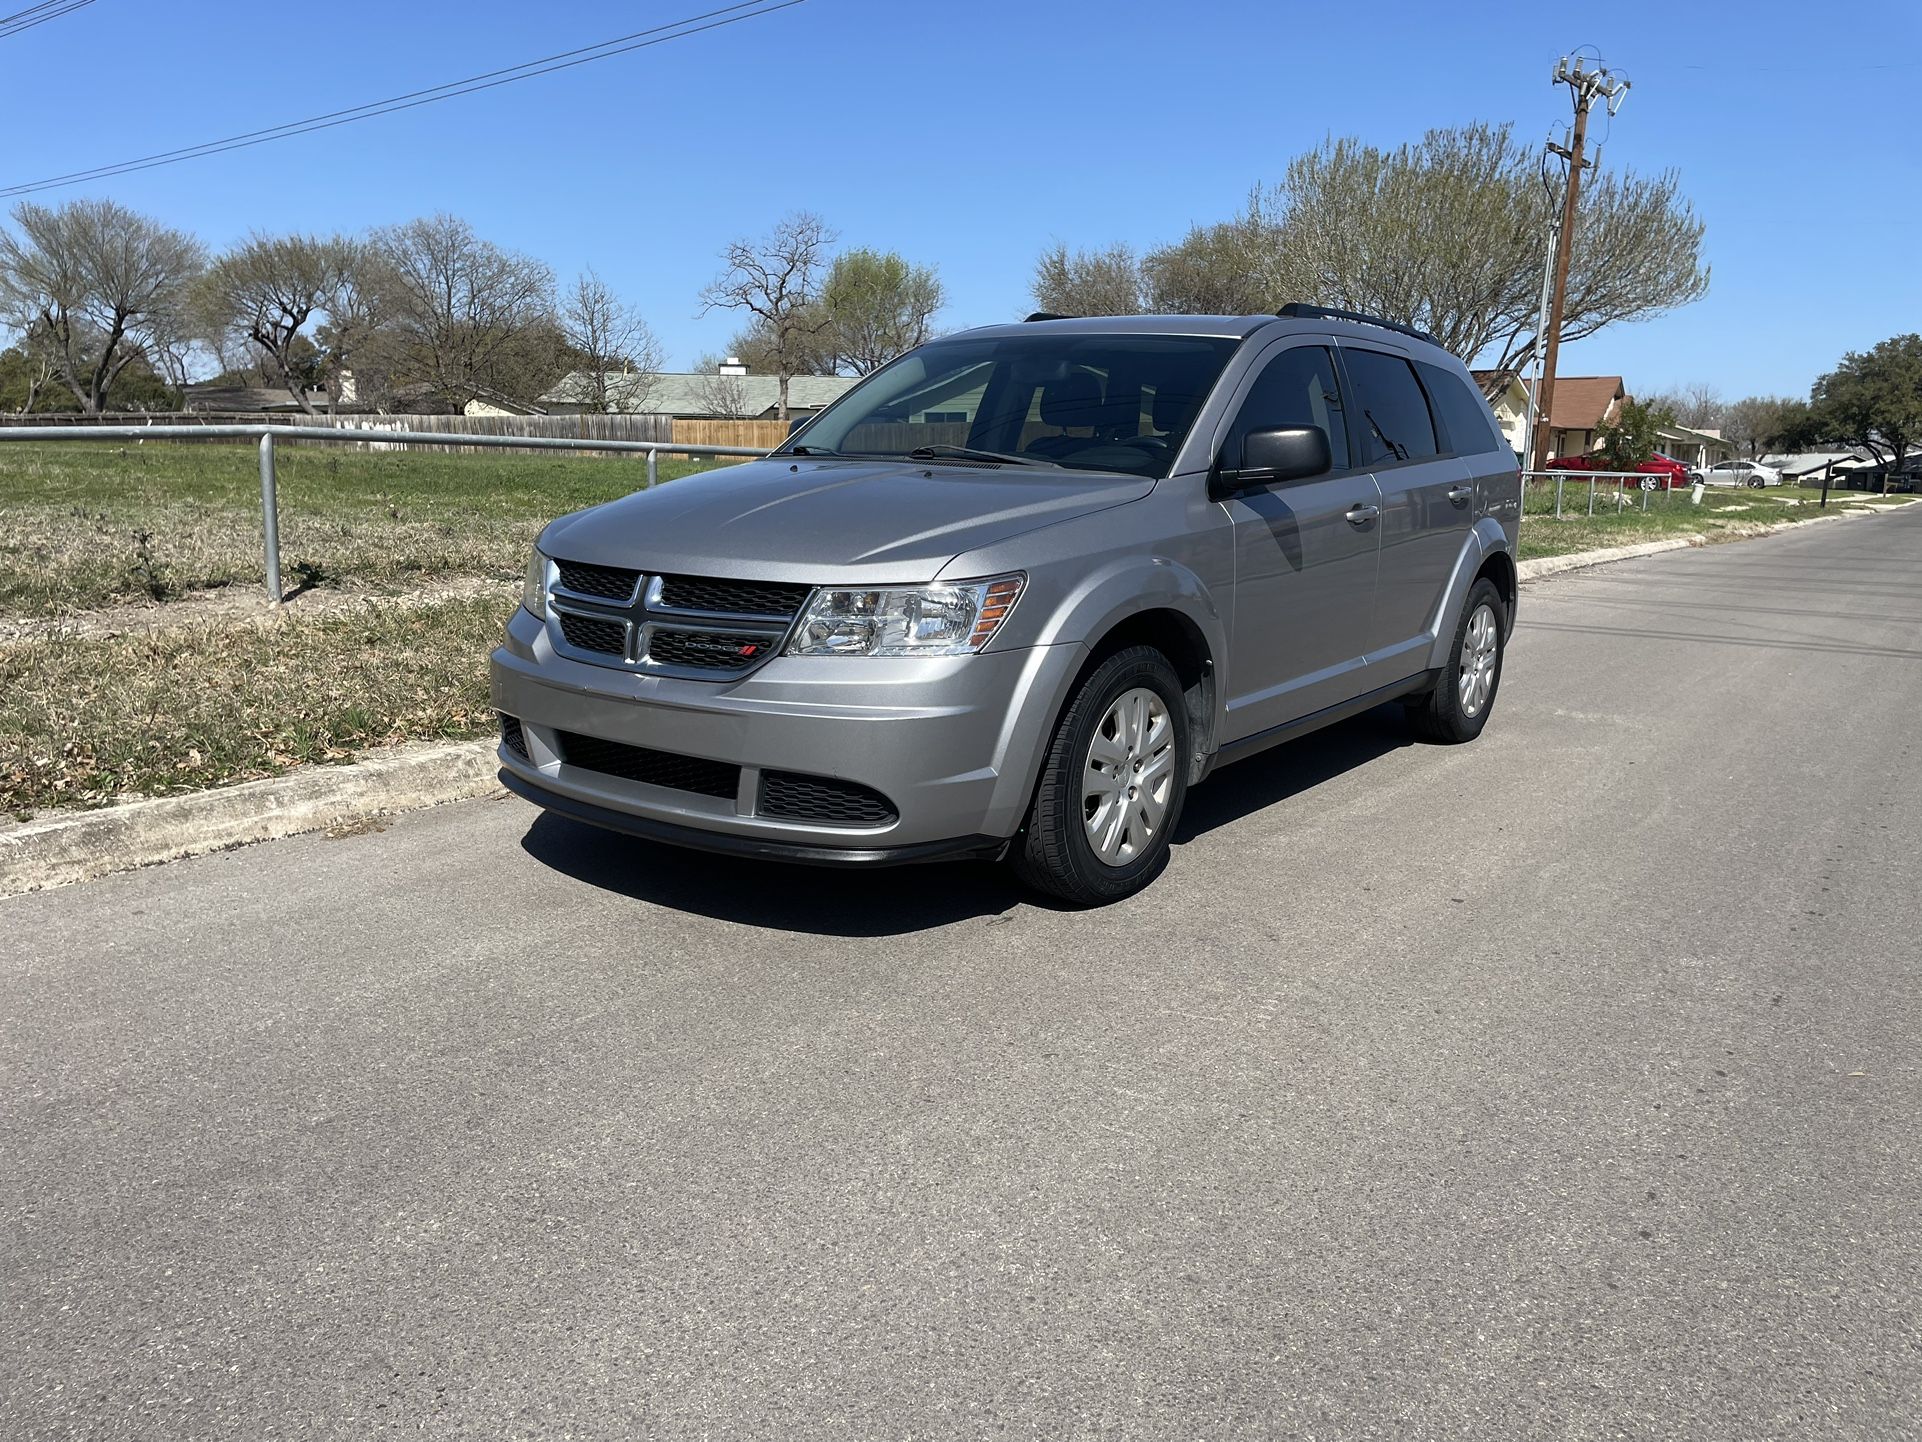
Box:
[540,362,859,419]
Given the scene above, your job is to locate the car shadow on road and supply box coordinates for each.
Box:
[517,813,1028,936]
[516,705,1417,936]
[1172,704,1414,844]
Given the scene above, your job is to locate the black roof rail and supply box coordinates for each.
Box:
[1024,311,1075,322]
[1276,303,1439,347]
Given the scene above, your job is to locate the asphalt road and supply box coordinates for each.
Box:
[6,507,1920,1441]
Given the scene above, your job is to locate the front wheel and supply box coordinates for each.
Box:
[1013,646,1189,906]
[1407,578,1506,744]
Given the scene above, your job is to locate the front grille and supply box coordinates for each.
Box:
[759,771,898,828]
[554,559,641,602]
[558,611,627,656]
[646,627,775,672]
[556,731,740,799]
[498,713,529,760]
[657,575,812,618]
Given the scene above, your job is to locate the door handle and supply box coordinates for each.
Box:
[1447,484,1475,505]
[1345,504,1380,526]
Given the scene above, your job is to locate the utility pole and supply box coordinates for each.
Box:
[1529,55,1630,473]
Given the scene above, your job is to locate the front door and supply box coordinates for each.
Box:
[1216,341,1383,743]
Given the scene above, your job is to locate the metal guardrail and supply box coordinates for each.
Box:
[0,423,769,602]
[1521,467,1703,519]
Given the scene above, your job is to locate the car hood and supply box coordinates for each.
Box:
[538,456,1154,583]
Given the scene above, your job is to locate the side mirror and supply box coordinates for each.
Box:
[787,414,809,437]
[1214,426,1332,496]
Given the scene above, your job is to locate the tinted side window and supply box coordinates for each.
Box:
[1417,361,1505,457]
[1223,346,1350,474]
[1344,348,1437,464]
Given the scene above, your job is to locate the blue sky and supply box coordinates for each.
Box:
[5,0,1918,398]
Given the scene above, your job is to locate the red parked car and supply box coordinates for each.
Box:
[1545,451,1693,489]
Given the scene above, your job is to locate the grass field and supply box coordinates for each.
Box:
[0,440,715,616]
[0,441,1910,816]
[1517,478,1909,561]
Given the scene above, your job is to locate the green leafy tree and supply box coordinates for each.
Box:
[1721,395,1796,458]
[1032,124,1710,370]
[1762,398,1825,453]
[1596,398,1674,469]
[816,249,943,375]
[1811,334,1922,493]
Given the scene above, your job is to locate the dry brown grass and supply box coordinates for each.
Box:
[0,440,714,617]
[1,594,512,816]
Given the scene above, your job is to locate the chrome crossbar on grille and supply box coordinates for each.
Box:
[546,561,812,680]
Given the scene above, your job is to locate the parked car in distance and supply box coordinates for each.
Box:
[492,306,1521,905]
[1546,451,1693,488]
[1694,459,1783,488]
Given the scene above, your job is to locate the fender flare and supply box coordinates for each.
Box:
[1424,520,1517,672]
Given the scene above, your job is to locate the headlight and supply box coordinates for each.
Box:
[786,574,1024,657]
[521,548,549,619]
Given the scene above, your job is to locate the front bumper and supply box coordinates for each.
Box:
[489,606,1085,859]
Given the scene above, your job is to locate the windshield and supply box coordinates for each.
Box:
[784,332,1240,479]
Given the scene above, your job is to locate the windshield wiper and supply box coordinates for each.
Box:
[775,444,841,456]
[908,444,1051,467]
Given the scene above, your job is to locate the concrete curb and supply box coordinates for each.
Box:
[1518,535,1701,582]
[1,739,498,898]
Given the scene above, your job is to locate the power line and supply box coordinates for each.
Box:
[0,0,94,40]
[0,1,801,198]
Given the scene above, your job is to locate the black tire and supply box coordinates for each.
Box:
[1406,577,1506,744]
[1749,477,1765,489]
[1013,645,1190,906]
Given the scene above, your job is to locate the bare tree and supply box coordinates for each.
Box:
[1142,209,1276,313]
[196,232,363,414]
[562,268,664,412]
[1639,381,1723,430]
[0,198,205,412]
[374,214,559,412]
[699,212,836,421]
[313,240,391,412]
[818,248,943,374]
[1030,242,1145,316]
[687,353,753,420]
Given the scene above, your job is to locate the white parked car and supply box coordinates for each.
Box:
[1693,459,1783,488]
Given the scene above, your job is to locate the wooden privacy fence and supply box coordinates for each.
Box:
[671,418,789,453]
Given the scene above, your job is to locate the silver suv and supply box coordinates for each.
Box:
[492,307,1520,904]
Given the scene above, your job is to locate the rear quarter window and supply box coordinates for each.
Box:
[1417,361,1507,458]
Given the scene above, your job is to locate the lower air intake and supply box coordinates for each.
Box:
[758,770,898,828]
[556,731,740,800]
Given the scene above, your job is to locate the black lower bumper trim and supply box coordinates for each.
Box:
[499,768,1009,868]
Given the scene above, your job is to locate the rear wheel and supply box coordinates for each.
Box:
[1407,578,1505,744]
[1013,646,1189,906]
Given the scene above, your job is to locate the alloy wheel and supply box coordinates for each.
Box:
[1458,603,1499,718]
[1082,686,1175,867]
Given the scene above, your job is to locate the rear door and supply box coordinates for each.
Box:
[1214,340,1383,741]
[1340,344,1472,673]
